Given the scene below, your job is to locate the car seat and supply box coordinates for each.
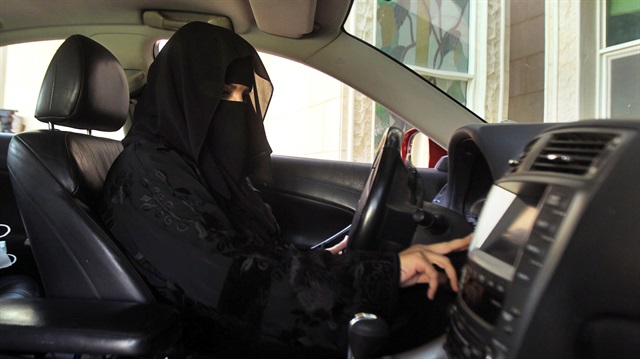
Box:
[0,274,38,299]
[6,35,154,302]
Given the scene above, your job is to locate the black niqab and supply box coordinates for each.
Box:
[125,22,278,241]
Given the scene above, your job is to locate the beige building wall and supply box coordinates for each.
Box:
[0,40,62,132]
[260,53,346,160]
[508,0,545,123]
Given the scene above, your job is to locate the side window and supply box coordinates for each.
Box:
[261,53,433,166]
[0,40,124,140]
[0,40,62,134]
[599,0,640,119]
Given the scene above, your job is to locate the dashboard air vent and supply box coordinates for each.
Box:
[509,138,539,172]
[532,132,616,175]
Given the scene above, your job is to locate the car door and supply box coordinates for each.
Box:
[257,54,450,249]
[257,153,448,249]
[256,155,369,248]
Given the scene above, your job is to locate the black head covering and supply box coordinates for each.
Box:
[125,22,278,241]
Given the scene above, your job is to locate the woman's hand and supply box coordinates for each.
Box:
[398,234,472,300]
[326,235,349,255]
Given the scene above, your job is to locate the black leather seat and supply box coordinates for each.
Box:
[0,35,186,357]
[0,275,38,299]
[7,35,154,302]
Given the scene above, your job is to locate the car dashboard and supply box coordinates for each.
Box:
[408,119,640,359]
[411,123,555,248]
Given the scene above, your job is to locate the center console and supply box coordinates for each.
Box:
[443,121,640,359]
[446,182,574,358]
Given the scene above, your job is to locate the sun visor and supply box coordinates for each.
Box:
[143,10,233,31]
[249,0,317,38]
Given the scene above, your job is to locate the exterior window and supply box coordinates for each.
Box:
[606,0,640,47]
[606,51,640,119]
[600,0,640,119]
[261,53,422,164]
[374,0,471,105]
[347,0,472,150]
[0,40,63,134]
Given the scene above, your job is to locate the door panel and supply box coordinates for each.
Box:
[256,156,369,248]
[257,155,448,248]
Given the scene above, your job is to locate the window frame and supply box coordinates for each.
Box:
[597,0,640,119]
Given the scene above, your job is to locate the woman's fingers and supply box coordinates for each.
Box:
[325,236,349,255]
[429,253,459,292]
[426,234,473,254]
[398,249,459,299]
[399,251,438,285]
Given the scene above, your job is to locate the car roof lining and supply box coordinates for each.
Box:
[0,0,482,142]
[306,33,481,147]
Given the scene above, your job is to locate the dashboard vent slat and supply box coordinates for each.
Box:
[531,132,616,175]
[509,138,538,172]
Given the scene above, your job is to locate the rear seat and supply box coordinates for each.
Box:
[0,132,39,298]
[0,68,146,300]
[0,133,25,238]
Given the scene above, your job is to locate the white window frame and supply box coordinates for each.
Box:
[596,0,640,119]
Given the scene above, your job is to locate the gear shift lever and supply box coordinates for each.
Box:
[347,313,389,359]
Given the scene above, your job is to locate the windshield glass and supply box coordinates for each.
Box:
[346,0,640,123]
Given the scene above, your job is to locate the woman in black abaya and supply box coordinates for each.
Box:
[102,22,470,357]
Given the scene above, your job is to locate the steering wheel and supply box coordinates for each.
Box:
[347,127,405,251]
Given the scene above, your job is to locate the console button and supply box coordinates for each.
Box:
[516,257,542,283]
[524,236,550,262]
[510,306,522,317]
[530,229,555,245]
[502,324,514,335]
[538,232,555,242]
[545,193,562,207]
[501,311,514,322]
[545,186,573,210]
[478,273,486,283]
[515,271,531,283]
[491,338,509,353]
[525,243,542,256]
[535,210,564,237]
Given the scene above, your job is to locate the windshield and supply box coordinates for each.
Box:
[346,0,640,123]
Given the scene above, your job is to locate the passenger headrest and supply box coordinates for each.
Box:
[35,35,128,132]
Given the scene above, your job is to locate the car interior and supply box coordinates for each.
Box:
[0,1,639,358]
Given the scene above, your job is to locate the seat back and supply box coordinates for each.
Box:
[7,35,154,302]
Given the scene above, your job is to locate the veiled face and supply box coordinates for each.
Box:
[222,83,251,102]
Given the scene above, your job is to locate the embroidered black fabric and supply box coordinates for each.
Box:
[101,141,400,356]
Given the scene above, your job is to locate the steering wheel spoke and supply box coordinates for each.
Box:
[348,127,410,251]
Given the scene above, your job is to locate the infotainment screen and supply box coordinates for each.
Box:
[470,185,538,267]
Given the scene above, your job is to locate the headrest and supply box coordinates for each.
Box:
[35,35,129,132]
